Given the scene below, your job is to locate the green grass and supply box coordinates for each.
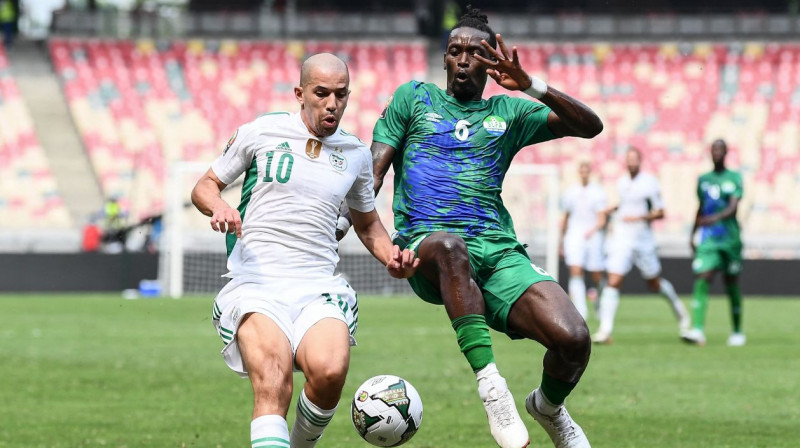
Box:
[3,293,799,448]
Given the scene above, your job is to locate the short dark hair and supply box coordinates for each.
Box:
[451,5,497,49]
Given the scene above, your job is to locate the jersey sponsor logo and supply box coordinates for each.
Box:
[379,95,393,119]
[274,141,292,152]
[482,115,507,136]
[424,112,443,123]
[305,138,323,159]
[224,129,238,154]
[329,152,348,171]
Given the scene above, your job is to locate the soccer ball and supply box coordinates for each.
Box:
[351,375,423,447]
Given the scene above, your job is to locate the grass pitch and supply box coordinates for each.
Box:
[3,293,799,448]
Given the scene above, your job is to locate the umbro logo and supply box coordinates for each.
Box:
[275,141,292,152]
[424,112,443,123]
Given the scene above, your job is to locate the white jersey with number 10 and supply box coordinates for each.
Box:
[210,112,375,280]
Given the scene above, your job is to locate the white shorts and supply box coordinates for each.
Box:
[212,274,358,378]
[564,231,605,272]
[605,240,662,280]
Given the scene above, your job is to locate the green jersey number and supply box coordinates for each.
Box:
[263,152,294,184]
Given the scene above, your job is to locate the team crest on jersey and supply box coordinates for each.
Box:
[224,129,238,154]
[722,181,736,193]
[379,95,393,119]
[306,138,323,159]
[329,152,347,171]
[482,116,507,136]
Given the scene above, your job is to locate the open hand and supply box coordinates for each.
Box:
[210,206,242,238]
[473,33,532,92]
[386,245,420,279]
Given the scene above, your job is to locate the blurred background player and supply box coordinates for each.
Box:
[594,147,690,344]
[191,53,418,448]
[369,7,602,448]
[560,160,607,320]
[683,139,745,347]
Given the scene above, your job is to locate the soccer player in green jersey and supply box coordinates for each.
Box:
[682,139,745,347]
[369,7,602,448]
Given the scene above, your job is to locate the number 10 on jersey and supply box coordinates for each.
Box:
[263,152,294,183]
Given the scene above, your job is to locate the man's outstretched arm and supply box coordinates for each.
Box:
[474,33,603,139]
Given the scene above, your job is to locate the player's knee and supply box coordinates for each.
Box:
[307,359,349,392]
[558,322,591,362]
[428,233,469,265]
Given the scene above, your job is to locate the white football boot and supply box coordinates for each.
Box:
[681,328,706,346]
[590,331,612,345]
[727,332,746,346]
[526,389,590,448]
[478,374,530,448]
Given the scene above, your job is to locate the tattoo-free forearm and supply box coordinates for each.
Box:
[351,208,394,266]
[541,85,603,139]
[371,142,396,196]
[191,177,231,217]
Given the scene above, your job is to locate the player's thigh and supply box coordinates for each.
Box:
[506,281,589,351]
[213,280,295,378]
[237,313,295,375]
[692,245,723,276]
[633,245,662,280]
[294,317,351,389]
[480,247,556,336]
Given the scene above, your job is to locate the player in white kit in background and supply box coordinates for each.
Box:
[560,161,607,320]
[190,54,419,448]
[593,147,689,344]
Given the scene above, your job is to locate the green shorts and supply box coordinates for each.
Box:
[394,232,556,337]
[692,242,743,276]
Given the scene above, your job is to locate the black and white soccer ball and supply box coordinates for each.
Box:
[351,375,423,447]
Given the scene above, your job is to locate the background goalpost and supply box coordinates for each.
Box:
[159,162,560,298]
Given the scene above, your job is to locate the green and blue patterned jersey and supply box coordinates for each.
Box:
[697,169,743,247]
[372,81,555,239]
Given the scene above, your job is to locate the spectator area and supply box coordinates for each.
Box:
[0,47,71,229]
[50,39,799,238]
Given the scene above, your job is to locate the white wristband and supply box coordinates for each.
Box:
[523,76,548,99]
[336,216,352,237]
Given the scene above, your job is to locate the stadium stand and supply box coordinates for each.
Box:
[49,38,426,221]
[485,42,800,238]
[0,46,71,229]
[50,38,798,238]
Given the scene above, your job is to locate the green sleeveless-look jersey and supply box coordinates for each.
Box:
[372,81,555,239]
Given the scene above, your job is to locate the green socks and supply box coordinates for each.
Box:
[540,372,577,406]
[692,278,710,331]
[726,283,743,333]
[451,314,495,372]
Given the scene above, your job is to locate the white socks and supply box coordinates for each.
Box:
[597,286,620,335]
[533,388,561,416]
[476,363,509,400]
[568,276,588,319]
[290,389,337,448]
[658,278,689,322]
[251,415,289,448]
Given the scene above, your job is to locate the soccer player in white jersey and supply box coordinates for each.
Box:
[191,53,419,448]
[561,161,607,319]
[593,147,689,344]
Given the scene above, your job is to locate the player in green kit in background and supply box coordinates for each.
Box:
[682,139,746,347]
[368,7,602,448]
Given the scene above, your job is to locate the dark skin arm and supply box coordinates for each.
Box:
[372,142,395,196]
[474,34,603,139]
[691,196,740,252]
